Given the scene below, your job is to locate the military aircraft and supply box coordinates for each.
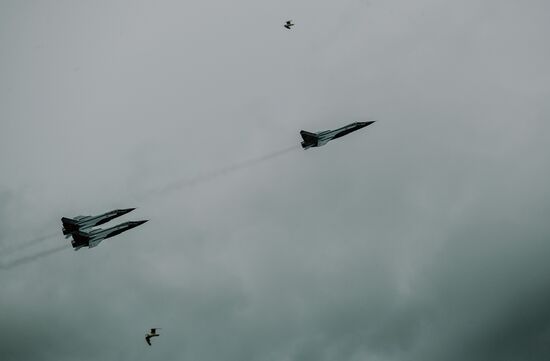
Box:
[145,328,161,346]
[61,208,136,237]
[70,220,148,250]
[300,121,375,149]
[284,20,294,29]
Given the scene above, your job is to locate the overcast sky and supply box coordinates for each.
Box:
[1,0,550,360]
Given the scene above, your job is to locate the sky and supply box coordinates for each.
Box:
[1,0,550,360]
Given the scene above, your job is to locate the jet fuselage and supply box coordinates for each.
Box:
[300,121,375,149]
[71,220,148,250]
[61,208,136,237]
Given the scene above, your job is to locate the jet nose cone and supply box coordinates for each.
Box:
[357,120,375,128]
[127,220,148,228]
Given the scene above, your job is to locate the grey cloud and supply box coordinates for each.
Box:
[1,0,550,360]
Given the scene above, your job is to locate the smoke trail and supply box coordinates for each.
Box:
[0,244,67,270]
[0,231,59,255]
[0,145,298,268]
[151,145,298,195]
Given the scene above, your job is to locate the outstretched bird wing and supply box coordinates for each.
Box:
[145,336,151,346]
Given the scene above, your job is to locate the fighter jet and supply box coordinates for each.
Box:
[300,121,375,149]
[70,220,148,250]
[61,208,136,237]
[284,20,294,29]
[145,328,161,346]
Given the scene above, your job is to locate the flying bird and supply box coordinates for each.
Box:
[284,20,294,29]
[145,328,161,346]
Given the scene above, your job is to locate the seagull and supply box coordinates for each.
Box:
[284,20,294,29]
[145,328,161,346]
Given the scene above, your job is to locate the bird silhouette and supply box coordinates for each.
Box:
[145,328,161,346]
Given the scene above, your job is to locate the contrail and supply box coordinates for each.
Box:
[0,231,59,255]
[0,146,297,268]
[0,244,67,270]
[151,145,298,196]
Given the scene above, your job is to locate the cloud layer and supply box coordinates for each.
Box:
[1,0,549,360]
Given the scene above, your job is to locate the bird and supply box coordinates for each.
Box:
[145,328,161,346]
[284,20,294,29]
